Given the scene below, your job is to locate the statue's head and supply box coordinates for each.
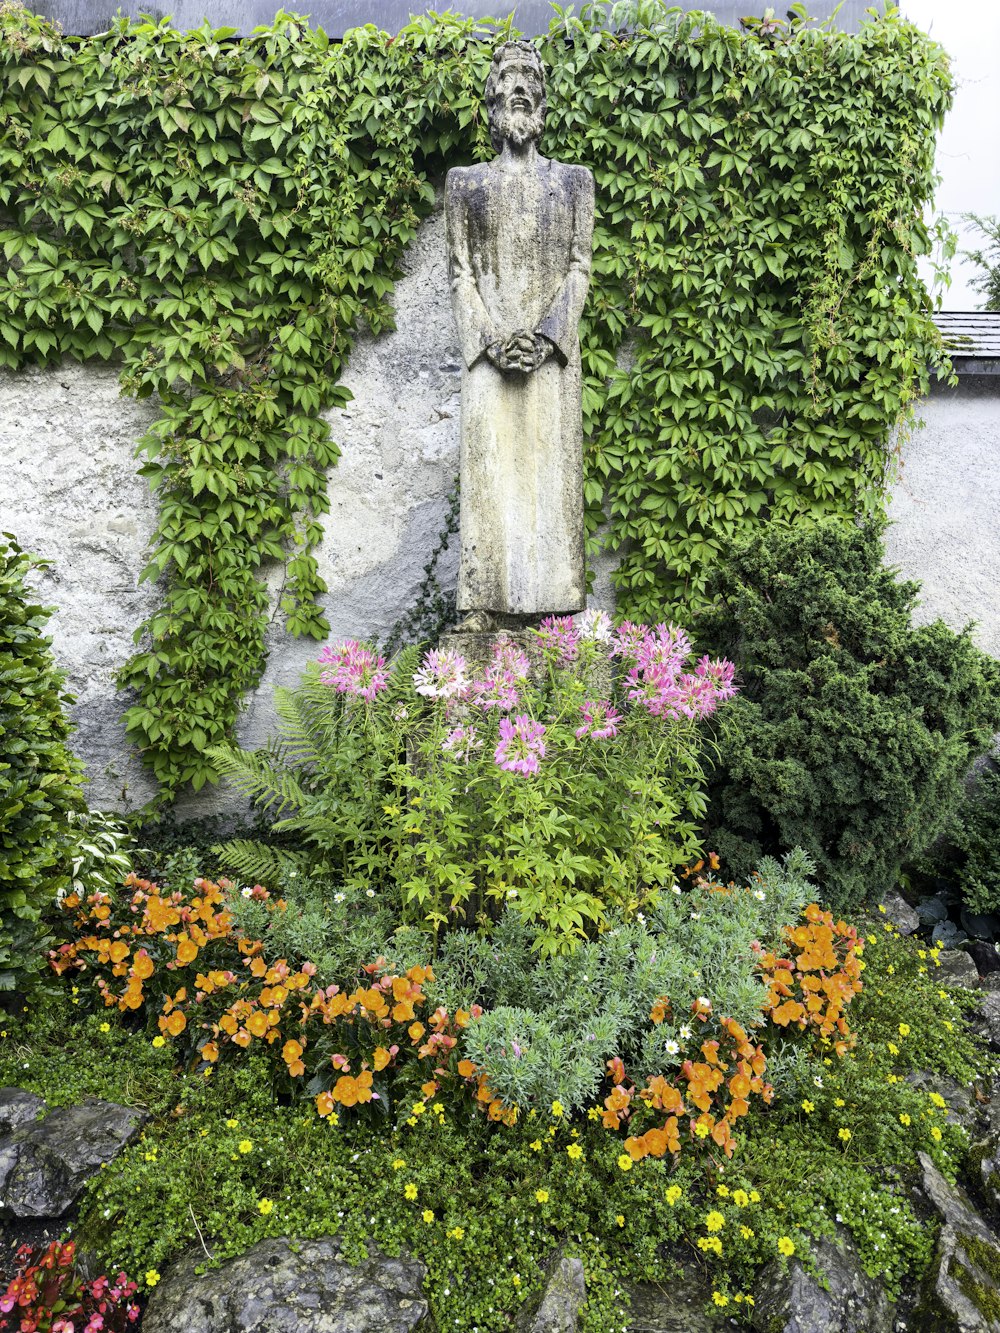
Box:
[485,41,547,152]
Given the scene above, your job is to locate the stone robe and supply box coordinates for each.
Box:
[445,155,594,615]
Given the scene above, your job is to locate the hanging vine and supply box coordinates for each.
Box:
[0,1,952,799]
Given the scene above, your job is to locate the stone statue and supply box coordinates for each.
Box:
[445,41,595,624]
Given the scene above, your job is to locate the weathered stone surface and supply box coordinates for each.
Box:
[515,1253,587,1333]
[915,1151,1000,1331]
[0,205,464,812]
[938,950,982,990]
[971,993,1000,1050]
[626,1272,721,1331]
[905,1072,985,1133]
[0,1089,46,1138]
[141,1237,430,1333]
[0,1099,145,1218]
[446,43,592,618]
[750,1232,893,1333]
[881,889,919,936]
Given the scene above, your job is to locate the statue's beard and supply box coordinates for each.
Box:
[491,103,544,149]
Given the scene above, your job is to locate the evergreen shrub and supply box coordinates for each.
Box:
[0,535,85,990]
[937,767,1000,919]
[698,518,1000,914]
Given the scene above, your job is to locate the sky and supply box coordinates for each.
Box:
[902,1,1000,309]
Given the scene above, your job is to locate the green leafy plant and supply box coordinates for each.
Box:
[936,766,1000,919]
[698,518,1000,914]
[0,535,86,991]
[210,616,735,955]
[0,3,953,798]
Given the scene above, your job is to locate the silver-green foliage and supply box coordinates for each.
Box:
[442,849,815,1111]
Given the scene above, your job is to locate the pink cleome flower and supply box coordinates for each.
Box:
[575,699,622,741]
[494,714,546,776]
[413,648,469,700]
[317,640,388,702]
[441,724,482,760]
[535,615,581,666]
[471,641,531,711]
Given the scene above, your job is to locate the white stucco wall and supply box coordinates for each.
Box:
[885,379,1000,661]
[2,196,998,811]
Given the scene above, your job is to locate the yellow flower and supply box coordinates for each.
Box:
[886,964,895,975]
[327,1111,340,1126]
[918,949,927,959]
[448,1226,465,1240]
[512,1274,521,1287]
[99,1022,110,1033]
[898,1023,910,1037]
[258,1198,274,1215]
[697,1236,723,1255]
[566,1143,584,1161]
[587,1107,600,1121]
[801,1100,814,1113]
[716,1185,729,1197]
[144,1152,157,1162]
[777,1236,795,1257]
[422,1209,434,1224]
[616,1214,625,1227]
[938,990,949,1000]
[887,1074,898,1085]
[432,1103,444,1114]
[145,1270,161,1288]
[404,1183,418,1200]
[712,1292,729,1308]
[392,1159,406,1170]
[238,1140,253,1154]
[617,1154,633,1172]
[749,1190,761,1203]
[411,1102,426,1116]
[943,1020,954,1031]
[152,1036,166,1049]
[665,1185,682,1206]
[888,1042,899,1056]
[740,1225,755,1240]
[899,1114,911,1127]
[929,1092,947,1109]
[732,1189,749,1207]
[536,1189,549,1204]
[838,1128,852,1143]
[530,1140,542,1152]
[551,1100,564,1118]
[931,1126,943,1142]
[705,1210,725,1232]
[407,1117,417,1127]
[694,1122,711,1139]
[878,904,886,914]
[834,1097,846,1107]
[226,1119,239,1128]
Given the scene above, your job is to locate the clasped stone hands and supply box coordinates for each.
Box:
[486,329,555,374]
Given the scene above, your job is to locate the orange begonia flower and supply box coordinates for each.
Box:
[202,1041,219,1063]
[373,1047,392,1071]
[457,1059,477,1079]
[247,1012,269,1038]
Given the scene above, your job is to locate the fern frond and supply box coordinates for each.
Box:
[211,839,315,890]
[207,744,311,816]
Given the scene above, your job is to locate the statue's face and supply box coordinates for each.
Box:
[491,56,545,148]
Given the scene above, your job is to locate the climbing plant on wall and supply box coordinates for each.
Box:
[0,1,953,800]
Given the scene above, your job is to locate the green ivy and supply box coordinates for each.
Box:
[0,2,953,798]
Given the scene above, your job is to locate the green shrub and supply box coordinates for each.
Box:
[0,535,86,990]
[697,519,1000,915]
[935,767,1000,920]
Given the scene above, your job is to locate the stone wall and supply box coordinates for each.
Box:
[1,196,998,810]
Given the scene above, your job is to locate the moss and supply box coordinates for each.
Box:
[948,1233,1000,1323]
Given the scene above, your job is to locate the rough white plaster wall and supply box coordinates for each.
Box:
[885,381,1000,660]
[0,202,462,811]
[2,196,998,812]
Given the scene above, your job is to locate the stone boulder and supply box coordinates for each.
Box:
[0,1098,145,1218]
[750,1231,893,1333]
[881,890,919,936]
[971,993,1000,1052]
[626,1271,722,1331]
[937,951,981,990]
[915,1151,1000,1331]
[515,1252,586,1333]
[0,1089,46,1137]
[141,1237,430,1333]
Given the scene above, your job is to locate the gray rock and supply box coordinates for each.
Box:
[967,939,1000,976]
[627,1272,722,1331]
[0,1089,46,1137]
[516,1253,587,1333]
[905,1072,984,1133]
[963,916,1000,950]
[142,1237,430,1333]
[915,1151,1000,1331]
[934,922,970,950]
[938,950,982,989]
[881,889,920,936]
[750,1232,893,1333]
[982,973,1000,994]
[972,993,1000,1050]
[0,1098,145,1218]
[917,895,950,926]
